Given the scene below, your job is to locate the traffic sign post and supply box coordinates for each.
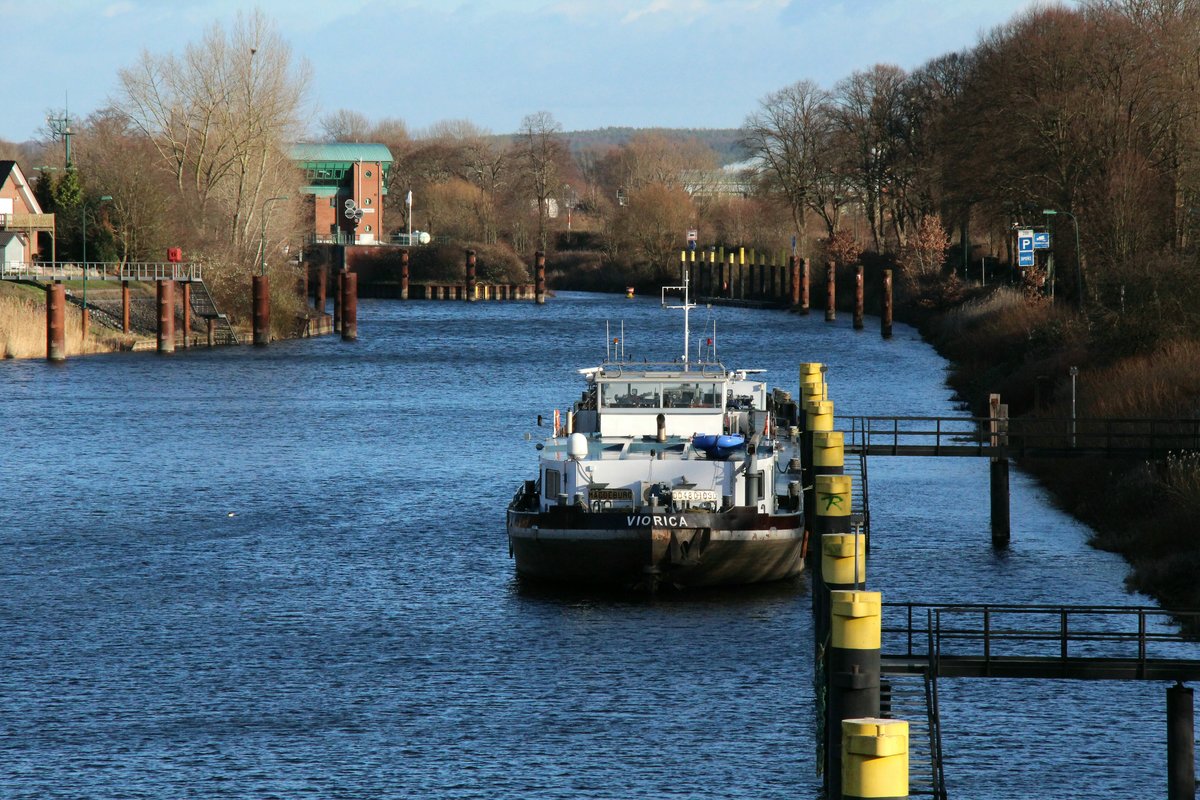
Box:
[1017,228,1035,268]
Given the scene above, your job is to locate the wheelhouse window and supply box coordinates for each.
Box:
[661,381,721,408]
[601,382,660,409]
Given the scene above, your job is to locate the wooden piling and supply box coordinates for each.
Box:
[46,282,65,362]
[342,272,358,341]
[181,282,191,348]
[207,318,216,347]
[400,249,410,300]
[121,280,131,334]
[854,265,865,330]
[826,261,837,322]
[881,269,893,339]
[535,251,546,304]
[1168,682,1195,800]
[157,279,176,354]
[466,249,477,302]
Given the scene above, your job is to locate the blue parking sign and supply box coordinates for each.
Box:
[1018,251,1035,267]
[1018,236,1034,253]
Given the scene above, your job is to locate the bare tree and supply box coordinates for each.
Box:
[741,80,835,256]
[517,111,564,252]
[114,9,311,270]
[320,108,371,142]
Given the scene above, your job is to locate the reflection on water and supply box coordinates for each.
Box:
[0,292,1168,799]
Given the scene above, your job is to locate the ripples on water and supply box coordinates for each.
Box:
[0,293,1171,798]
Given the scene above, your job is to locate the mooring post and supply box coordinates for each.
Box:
[157,279,176,354]
[535,250,546,305]
[826,261,837,322]
[400,249,410,300]
[181,281,191,348]
[854,265,865,330]
[333,270,344,332]
[801,257,811,315]
[788,256,800,310]
[315,266,327,314]
[725,253,734,299]
[881,269,894,339]
[842,718,909,800]
[252,275,269,347]
[207,318,216,347]
[342,271,358,341]
[46,282,66,363]
[466,249,477,302]
[990,394,1011,547]
[121,279,131,334]
[1169,682,1195,800]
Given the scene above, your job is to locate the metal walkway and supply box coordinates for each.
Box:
[2,261,203,283]
[841,415,1200,459]
[882,603,1200,681]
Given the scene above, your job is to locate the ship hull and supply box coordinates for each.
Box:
[507,506,805,590]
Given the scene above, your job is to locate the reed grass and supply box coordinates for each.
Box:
[0,295,138,359]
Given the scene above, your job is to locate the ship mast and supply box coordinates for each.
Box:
[661,255,696,368]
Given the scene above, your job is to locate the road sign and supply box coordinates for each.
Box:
[1033,232,1050,249]
[1017,230,1034,253]
[1018,251,1035,267]
[686,229,698,242]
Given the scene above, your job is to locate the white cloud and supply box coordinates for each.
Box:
[103,1,135,17]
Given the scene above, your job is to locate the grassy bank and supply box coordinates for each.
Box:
[902,279,1200,610]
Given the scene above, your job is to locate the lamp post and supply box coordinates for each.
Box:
[405,189,413,245]
[82,194,113,334]
[1042,208,1082,309]
[1069,365,1079,448]
[260,195,288,276]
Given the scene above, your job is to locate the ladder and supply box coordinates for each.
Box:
[842,449,871,548]
[185,280,239,345]
[880,668,947,798]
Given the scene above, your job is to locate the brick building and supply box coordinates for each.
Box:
[0,161,54,266]
[290,143,393,246]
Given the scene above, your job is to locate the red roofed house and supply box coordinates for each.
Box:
[0,161,54,269]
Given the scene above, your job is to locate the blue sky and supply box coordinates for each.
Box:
[1,0,1042,142]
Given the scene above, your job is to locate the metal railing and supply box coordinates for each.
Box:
[0,261,202,282]
[883,602,1200,677]
[840,414,1200,458]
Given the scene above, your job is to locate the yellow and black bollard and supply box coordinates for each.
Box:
[842,717,909,800]
[828,590,883,799]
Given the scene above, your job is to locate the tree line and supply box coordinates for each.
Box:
[5,1,1199,339]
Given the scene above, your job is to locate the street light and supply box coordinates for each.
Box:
[82,194,113,332]
[260,195,288,276]
[1042,208,1083,310]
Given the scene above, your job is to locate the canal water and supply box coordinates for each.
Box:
[0,292,1173,798]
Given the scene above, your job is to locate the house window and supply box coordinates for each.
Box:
[363,197,372,206]
[364,224,372,233]
[329,197,336,208]
[364,169,373,178]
